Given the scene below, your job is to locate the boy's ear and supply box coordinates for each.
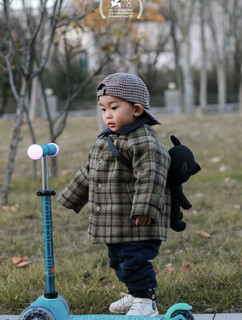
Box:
[133,104,144,116]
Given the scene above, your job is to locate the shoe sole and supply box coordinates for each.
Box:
[147,310,159,317]
[126,309,159,317]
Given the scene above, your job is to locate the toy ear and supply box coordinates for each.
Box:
[170,135,181,146]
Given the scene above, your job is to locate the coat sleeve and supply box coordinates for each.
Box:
[129,134,170,221]
[57,161,89,213]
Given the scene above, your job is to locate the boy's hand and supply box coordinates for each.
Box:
[135,215,152,225]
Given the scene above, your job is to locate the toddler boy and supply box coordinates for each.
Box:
[58,73,171,316]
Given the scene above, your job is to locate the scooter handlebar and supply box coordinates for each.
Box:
[27,143,59,160]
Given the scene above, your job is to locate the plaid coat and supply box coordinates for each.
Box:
[58,123,171,244]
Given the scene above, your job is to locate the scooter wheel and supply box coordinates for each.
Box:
[36,294,70,315]
[171,310,194,320]
[18,306,56,320]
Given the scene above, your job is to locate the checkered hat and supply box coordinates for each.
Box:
[97,72,161,125]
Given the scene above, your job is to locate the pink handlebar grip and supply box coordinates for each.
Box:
[27,144,43,160]
[27,143,59,160]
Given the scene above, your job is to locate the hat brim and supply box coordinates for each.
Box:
[143,109,162,125]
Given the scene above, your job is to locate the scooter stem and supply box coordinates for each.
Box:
[37,155,58,299]
[42,156,50,190]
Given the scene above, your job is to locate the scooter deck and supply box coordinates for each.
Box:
[68,315,164,320]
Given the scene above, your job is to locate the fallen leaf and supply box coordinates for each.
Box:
[181,263,192,272]
[196,231,211,239]
[164,263,174,273]
[61,169,72,176]
[234,204,241,210]
[153,265,160,273]
[219,165,227,172]
[162,249,171,255]
[210,157,221,163]
[15,261,31,268]
[1,204,19,212]
[12,256,31,268]
[12,256,27,265]
[10,205,18,212]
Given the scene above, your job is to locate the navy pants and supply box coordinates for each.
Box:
[107,240,161,299]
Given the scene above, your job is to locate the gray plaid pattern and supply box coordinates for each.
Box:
[58,125,171,244]
[97,73,161,125]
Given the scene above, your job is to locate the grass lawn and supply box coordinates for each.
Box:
[0,113,242,315]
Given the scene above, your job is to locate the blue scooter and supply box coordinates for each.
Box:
[19,143,194,320]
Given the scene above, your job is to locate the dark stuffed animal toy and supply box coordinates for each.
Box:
[168,135,201,232]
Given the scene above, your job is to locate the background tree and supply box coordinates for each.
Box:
[0,0,64,206]
[38,33,109,176]
[177,0,195,113]
[34,1,104,176]
[168,0,195,113]
[198,0,208,114]
[225,0,242,114]
[168,0,184,112]
[207,0,228,112]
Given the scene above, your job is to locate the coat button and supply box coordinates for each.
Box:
[98,183,102,188]
[99,159,103,164]
[96,205,101,213]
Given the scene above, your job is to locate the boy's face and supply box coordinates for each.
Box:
[99,95,143,132]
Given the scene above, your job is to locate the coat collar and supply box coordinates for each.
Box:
[98,117,150,137]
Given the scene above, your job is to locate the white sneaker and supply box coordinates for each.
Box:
[109,293,135,314]
[126,298,159,317]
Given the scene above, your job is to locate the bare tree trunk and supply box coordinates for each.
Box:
[226,0,242,112]
[170,0,195,113]
[24,102,38,178]
[0,82,9,117]
[169,0,184,113]
[234,41,242,94]
[0,78,27,205]
[239,71,242,115]
[217,61,226,112]
[198,0,207,115]
[208,1,227,112]
[180,37,194,113]
[29,69,44,119]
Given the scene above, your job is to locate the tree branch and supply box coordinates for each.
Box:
[29,0,48,47]
[52,56,111,141]
[0,39,19,100]
[56,5,97,29]
[30,0,64,80]
[3,0,25,75]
